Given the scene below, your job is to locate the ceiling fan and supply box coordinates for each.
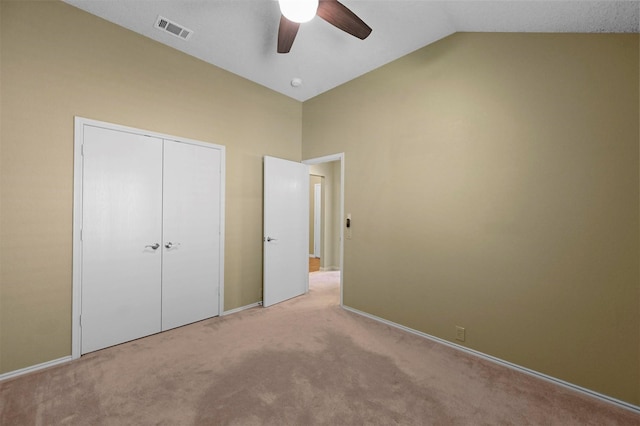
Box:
[277,0,372,54]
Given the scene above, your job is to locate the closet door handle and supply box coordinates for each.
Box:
[145,243,160,250]
[165,242,181,249]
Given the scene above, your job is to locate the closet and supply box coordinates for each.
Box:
[75,119,224,354]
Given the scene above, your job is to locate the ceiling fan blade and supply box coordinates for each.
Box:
[278,15,300,54]
[317,0,372,40]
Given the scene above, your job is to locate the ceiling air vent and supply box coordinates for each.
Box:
[155,16,193,40]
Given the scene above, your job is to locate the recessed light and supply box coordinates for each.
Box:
[291,78,303,88]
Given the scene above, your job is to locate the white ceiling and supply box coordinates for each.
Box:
[63,1,639,101]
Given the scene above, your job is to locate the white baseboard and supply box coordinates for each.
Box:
[222,301,262,316]
[0,356,72,382]
[319,266,340,272]
[5,303,635,415]
[2,303,263,381]
[342,305,640,414]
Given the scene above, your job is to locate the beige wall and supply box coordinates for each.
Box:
[0,1,301,373]
[328,161,341,270]
[302,33,640,404]
[0,0,4,372]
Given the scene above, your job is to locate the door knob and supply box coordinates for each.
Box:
[266,237,277,242]
[145,243,160,250]
[165,242,181,249]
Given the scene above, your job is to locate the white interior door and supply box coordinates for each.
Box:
[162,140,221,330]
[263,156,309,307]
[81,126,163,354]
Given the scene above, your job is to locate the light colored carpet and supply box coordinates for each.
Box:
[1,271,638,425]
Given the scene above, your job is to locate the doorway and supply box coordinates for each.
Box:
[303,154,344,305]
[309,177,323,272]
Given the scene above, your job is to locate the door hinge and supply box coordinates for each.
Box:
[80,229,83,241]
[79,315,82,327]
[81,144,84,156]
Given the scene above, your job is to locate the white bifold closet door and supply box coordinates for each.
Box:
[81,125,221,354]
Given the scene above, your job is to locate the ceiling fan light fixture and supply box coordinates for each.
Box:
[279,0,319,23]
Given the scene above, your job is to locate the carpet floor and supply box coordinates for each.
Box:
[1,271,638,425]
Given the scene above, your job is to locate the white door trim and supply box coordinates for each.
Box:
[302,153,345,306]
[72,117,226,359]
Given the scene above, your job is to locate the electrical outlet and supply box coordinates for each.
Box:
[455,326,465,342]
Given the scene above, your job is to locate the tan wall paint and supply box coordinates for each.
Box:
[329,161,341,269]
[302,33,640,404]
[0,0,4,372]
[0,1,301,373]
[329,161,341,270]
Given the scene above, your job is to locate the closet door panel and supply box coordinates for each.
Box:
[81,126,163,354]
[162,140,221,330]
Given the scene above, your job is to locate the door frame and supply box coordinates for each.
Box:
[72,117,226,359]
[302,153,345,306]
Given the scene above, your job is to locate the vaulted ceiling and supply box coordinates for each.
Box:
[63,1,639,101]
